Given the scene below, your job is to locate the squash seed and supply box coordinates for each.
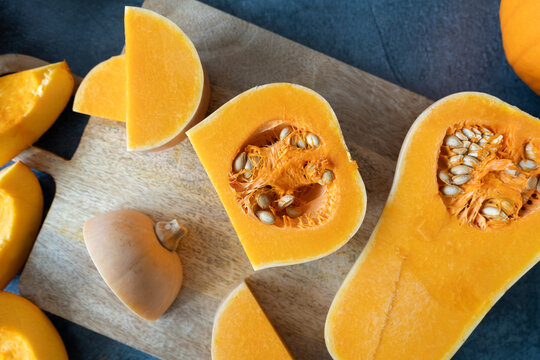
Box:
[319,170,335,185]
[450,165,473,175]
[439,171,451,185]
[519,159,538,170]
[469,143,481,151]
[481,206,500,217]
[537,177,540,192]
[442,185,462,196]
[233,152,247,172]
[455,131,468,141]
[280,126,291,140]
[448,155,463,166]
[525,176,538,191]
[286,207,301,218]
[463,155,480,167]
[296,138,306,149]
[472,127,482,136]
[453,148,468,155]
[306,133,320,147]
[278,194,294,208]
[257,194,270,209]
[462,128,475,139]
[445,135,462,147]
[462,140,471,148]
[525,143,535,160]
[490,135,503,144]
[256,210,275,225]
[452,174,472,185]
[505,169,519,177]
[479,138,488,146]
[501,200,514,214]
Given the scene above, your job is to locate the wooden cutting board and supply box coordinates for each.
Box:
[16,0,433,358]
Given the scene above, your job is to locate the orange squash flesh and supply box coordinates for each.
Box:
[0,162,43,289]
[0,291,68,359]
[125,7,210,151]
[73,55,126,122]
[187,83,366,270]
[325,92,540,360]
[0,61,74,166]
[211,282,293,360]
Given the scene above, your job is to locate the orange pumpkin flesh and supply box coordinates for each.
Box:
[0,291,68,359]
[325,92,540,360]
[187,83,366,270]
[125,7,210,151]
[0,61,74,166]
[73,55,126,122]
[0,161,43,289]
[212,282,293,360]
[84,209,185,321]
[500,0,540,95]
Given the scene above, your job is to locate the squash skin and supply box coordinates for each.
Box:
[0,291,68,359]
[83,209,183,321]
[187,83,367,270]
[73,55,127,122]
[500,0,540,95]
[325,92,540,360]
[211,282,293,360]
[0,61,74,166]
[0,162,43,290]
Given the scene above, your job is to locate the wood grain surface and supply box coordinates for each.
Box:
[16,0,432,358]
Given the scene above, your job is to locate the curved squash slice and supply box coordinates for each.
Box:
[325,92,540,360]
[73,55,126,122]
[0,291,67,359]
[187,83,366,270]
[0,61,74,166]
[212,282,293,360]
[125,7,210,151]
[0,161,43,289]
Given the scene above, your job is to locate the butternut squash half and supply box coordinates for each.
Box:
[0,161,43,289]
[325,92,540,360]
[0,61,74,166]
[0,291,68,359]
[125,7,210,151]
[187,83,366,270]
[212,282,293,360]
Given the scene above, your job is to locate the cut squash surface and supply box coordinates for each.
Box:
[0,61,74,165]
[125,7,209,151]
[0,161,43,289]
[187,83,366,270]
[212,282,293,360]
[73,55,126,122]
[325,92,540,360]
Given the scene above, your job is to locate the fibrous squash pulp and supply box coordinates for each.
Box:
[187,83,366,270]
[325,92,540,360]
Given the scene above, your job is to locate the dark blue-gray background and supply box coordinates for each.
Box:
[1,0,539,359]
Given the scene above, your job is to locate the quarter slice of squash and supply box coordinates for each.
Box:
[212,282,293,360]
[187,83,366,270]
[325,92,540,360]
[125,7,210,151]
[0,61,74,166]
[73,55,126,122]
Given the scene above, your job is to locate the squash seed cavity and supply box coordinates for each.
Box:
[229,122,336,228]
[438,125,540,229]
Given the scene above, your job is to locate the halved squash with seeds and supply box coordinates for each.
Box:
[325,92,540,360]
[212,281,293,360]
[187,83,366,270]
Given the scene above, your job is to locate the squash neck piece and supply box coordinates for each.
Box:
[154,219,186,252]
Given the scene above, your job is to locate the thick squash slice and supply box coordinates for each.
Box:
[0,291,68,359]
[0,61,74,165]
[325,92,540,360]
[0,161,43,289]
[187,83,366,270]
[212,282,293,360]
[125,7,210,151]
[73,55,126,122]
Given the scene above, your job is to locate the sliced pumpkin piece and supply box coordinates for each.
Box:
[187,83,366,270]
[212,281,293,360]
[125,7,210,151]
[0,61,74,166]
[0,161,43,289]
[0,291,68,359]
[73,55,126,122]
[325,92,540,360]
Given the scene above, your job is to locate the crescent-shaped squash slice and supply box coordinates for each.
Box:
[125,7,210,151]
[0,291,68,359]
[84,209,186,321]
[325,92,540,360]
[0,161,43,289]
[212,282,293,360]
[0,61,74,166]
[187,83,366,270]
[73,55,126,122]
